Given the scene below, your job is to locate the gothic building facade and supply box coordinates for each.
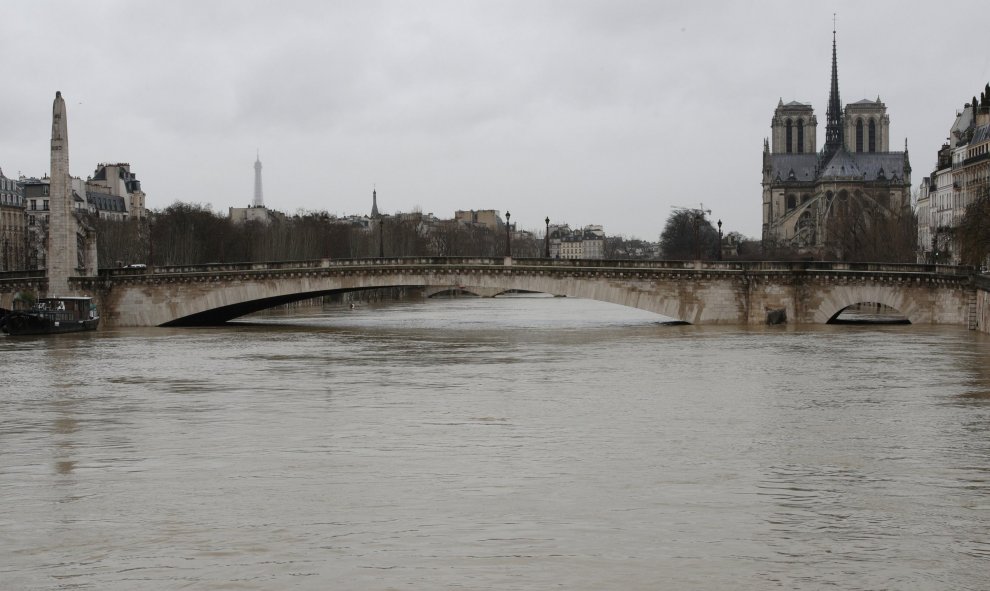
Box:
[761,31,911,257]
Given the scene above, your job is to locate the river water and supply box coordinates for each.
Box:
[2,294,989,590]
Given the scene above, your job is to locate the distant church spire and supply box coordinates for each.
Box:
[823,22,843,160]
[371,185,380,218]
[253,151,264,207]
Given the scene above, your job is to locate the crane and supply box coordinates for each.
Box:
[670,203,711,217]
[670,204,712,260]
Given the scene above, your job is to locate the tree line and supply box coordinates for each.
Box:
[97,204,519,266]
[93,203,666,267]
[95,196,927,269]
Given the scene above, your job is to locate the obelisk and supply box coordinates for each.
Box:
[47,91,76,296]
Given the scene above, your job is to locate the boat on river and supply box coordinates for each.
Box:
[0,296,100,336]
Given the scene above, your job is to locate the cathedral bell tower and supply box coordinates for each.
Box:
[770,99,817,154]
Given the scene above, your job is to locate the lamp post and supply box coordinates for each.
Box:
[717,219,723,261]
[544,216,550,258]
[505,210,511,257]
[378,217,384,259]
[692,213,701,260]
[147,219,154,267]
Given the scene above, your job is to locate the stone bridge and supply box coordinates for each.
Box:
[0,258,979,329]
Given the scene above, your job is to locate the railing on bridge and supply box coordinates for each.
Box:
[2,259,977,284]
[94,257,977,278]
[0,269,46,289]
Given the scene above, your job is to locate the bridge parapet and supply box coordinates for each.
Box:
[0,271,47,309]
[95,257,977,278]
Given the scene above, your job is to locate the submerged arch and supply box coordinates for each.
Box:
[815,285,920,325]
[161,287,390,326]
[826,301,910,325]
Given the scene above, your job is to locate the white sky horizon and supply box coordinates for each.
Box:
[2,0,987,240]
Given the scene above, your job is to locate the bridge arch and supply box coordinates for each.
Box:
[811,283,922,325]
[98,267,695,327]
[425,287,546,299]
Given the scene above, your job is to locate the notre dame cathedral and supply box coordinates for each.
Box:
[761,30,912,256]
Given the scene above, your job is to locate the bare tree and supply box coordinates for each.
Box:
[659,210,719,260]
[955,185,990,267]
[823,190,916,262]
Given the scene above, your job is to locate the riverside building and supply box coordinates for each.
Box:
[916,85,990,264]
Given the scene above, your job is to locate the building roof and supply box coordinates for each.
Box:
[767,154,818,182]
[819,149,906,181]
[767,149,907,183]
[950,106,974,147]
[971,123,990,145]
[87,191,127,213]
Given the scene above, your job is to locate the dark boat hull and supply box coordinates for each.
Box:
[2,312,100,336]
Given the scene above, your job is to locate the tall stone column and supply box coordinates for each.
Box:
[47,91,77,296]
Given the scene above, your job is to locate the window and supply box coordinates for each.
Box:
[30,200,36,211]
[43,200,48,210]
[856,119,864,152]
[785,119,793,153]
[868,119,876,152]
[787,195,797,210]
[797,119,805,153]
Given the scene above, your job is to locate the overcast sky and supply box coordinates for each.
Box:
[1,0,987,240]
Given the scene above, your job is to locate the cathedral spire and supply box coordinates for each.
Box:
[823,24,843,160]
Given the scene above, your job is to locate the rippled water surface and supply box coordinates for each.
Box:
[2,295,989,590]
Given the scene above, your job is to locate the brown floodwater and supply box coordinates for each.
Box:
[2,295,989,589]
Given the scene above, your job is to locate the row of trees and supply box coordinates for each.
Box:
[659,197,920,263]
[97,204,528,267]
[94,196,930,269]
[93,203,668,268]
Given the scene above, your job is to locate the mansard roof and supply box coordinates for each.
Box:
[782,100,812,108]
[849,98,880,106]
[87,191,127,213]
[971,124,990,145]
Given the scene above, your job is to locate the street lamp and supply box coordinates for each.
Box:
[378,217,384,259]
[717,219,723,261]
[692,213,701,260]
[505,210,512,257]
[544,216,550,258]
[147,220,154,267]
